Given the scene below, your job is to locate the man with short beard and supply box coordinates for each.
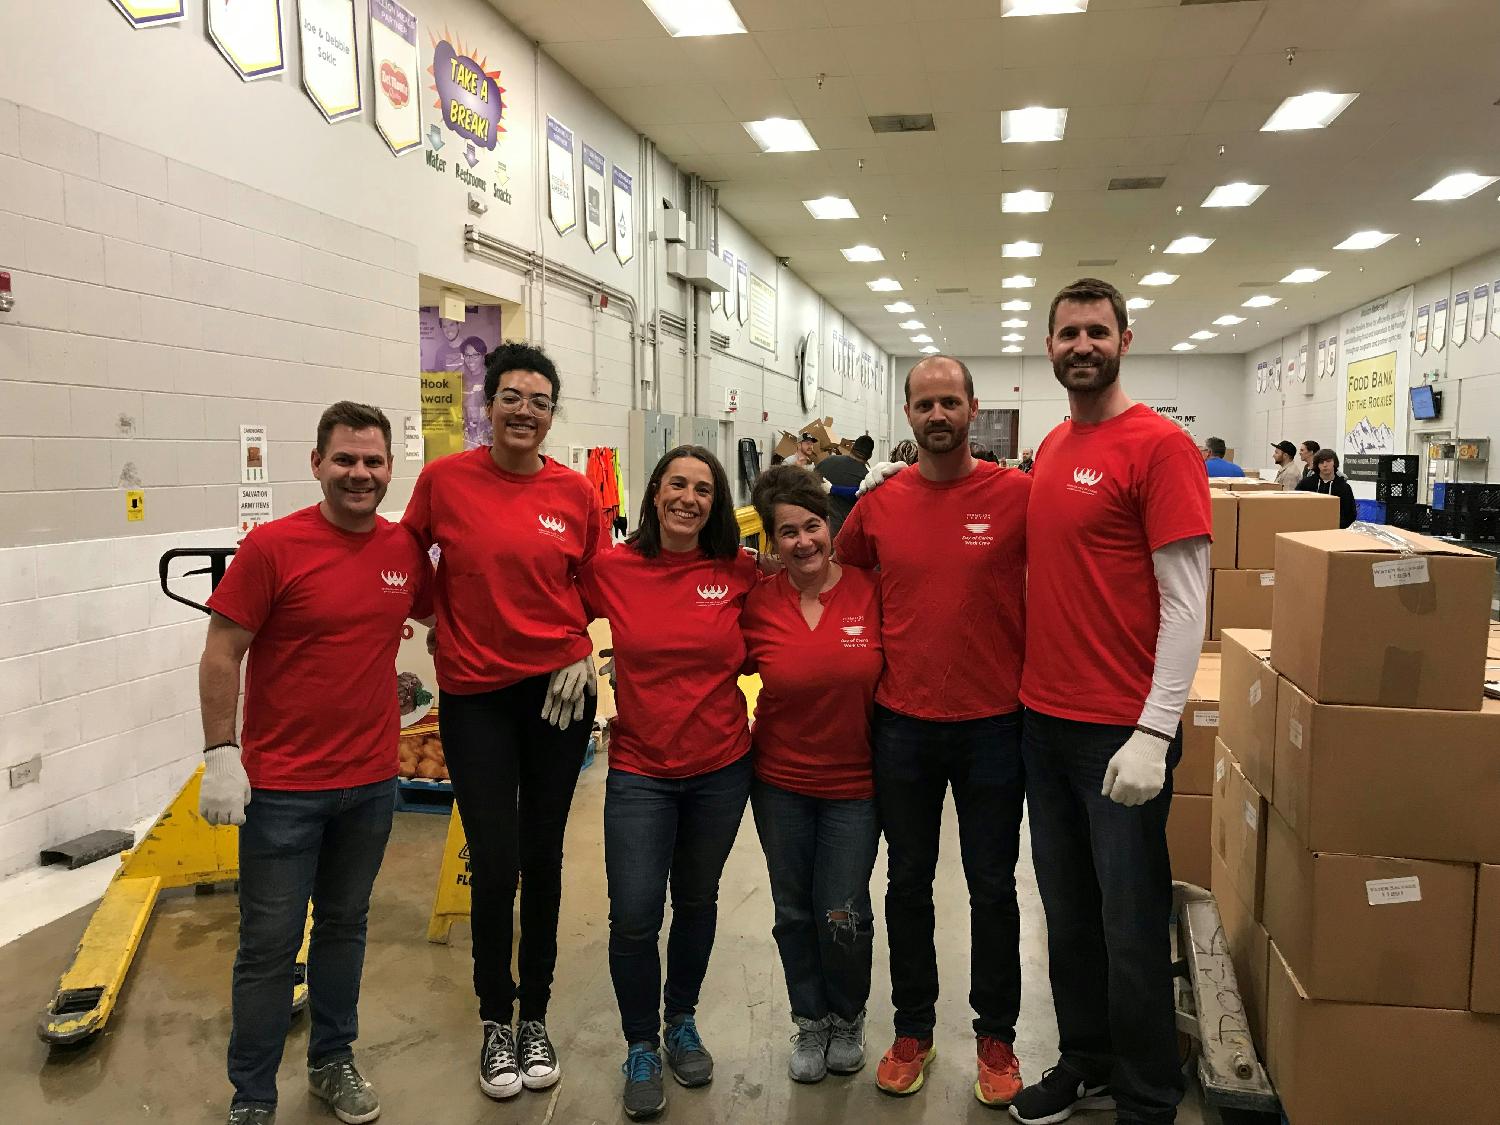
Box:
[834,357,1032,1108]
[1010,280,1210,1125]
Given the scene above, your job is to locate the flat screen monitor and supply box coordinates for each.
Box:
[1410,384,1437,420]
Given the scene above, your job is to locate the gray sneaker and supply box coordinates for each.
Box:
[307,1058,380,1124]
[663,1013,713,1087]
[826,1010,867,1074]
[788,1015,830,1083]
[227,1107,276,1125]
[622,1041,667,1120]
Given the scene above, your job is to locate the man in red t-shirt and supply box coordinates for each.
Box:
[835,356,1031,1108]
[198,402,431,1125]
[1010,280,1210,1125]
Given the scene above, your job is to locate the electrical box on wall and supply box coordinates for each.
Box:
[684,249,731,293]
[439,289,466,321]
[662,209,692,244]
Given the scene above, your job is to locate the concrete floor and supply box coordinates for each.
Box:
[3,763,1219,1124]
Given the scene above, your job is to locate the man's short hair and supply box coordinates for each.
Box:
[852,434,875,459]
[903,354,974,401]
[1205,437,1227,458]
[1302,439,1321,454]
[1313,448,1339,468]
[1048,277,1128,336]
[317,401,391,454]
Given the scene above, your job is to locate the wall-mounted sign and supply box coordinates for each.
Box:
[110,1,185,28]
[298,0,362,122]
[748,272,776,352]
[209,0,286,81]
[240,424,268,483]
[370,0,421,155]
[126,489,146,522]
[432,34,505,150]
[582,143,607,251]
[546,116,576,236]
[239,486,272,539]
[612,166,634,265]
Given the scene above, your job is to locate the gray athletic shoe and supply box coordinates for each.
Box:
[663,1013,714,1087]
[788,1014,830,1083]
[622,1041,667,1120]
[307,1057,380,1124]
[826,1010,867,1074]
[226,1107,276,1125]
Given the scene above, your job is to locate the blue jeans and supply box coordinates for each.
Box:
[1022,711,1185,1124]
[873,705,1025,1041]
[751,778,878,1022]
[604,755,752,1046]
[228,778,395,1108]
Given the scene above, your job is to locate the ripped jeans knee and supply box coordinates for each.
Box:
[823,900,873,952]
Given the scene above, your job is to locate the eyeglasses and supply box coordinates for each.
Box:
[493,391,555,415]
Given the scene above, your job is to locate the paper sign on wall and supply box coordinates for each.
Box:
[299,0,362,122]
[209,0,286,81]
[370,0,421,155]
[581,143,607,251]
[1492,280,1500,338]
[404,414,423,461]
[240,425,268,482]
[126,489,146,522]
[748,271,776,351]
[110,1,186,28]
[546,116,576,236]
[239,486,273,538]
[612,166,633,265]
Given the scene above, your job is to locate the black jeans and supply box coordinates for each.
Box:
[750,778,878,1022]
[229,778,395,1108]
[1022,710,1185,1125]
[604,754,753,1046]
[872,705,1025,1041]
[439,675,596,1025]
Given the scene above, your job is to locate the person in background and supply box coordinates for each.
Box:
[791,432,820,468]
[970,441,1000,464]
[742,466,884,1085]
[1018,448,1035,473]
[1200,437,1244,477]
[403,341,603,1103]
[815,434,874,536]
[1271,441,1303,490]
[1296,448,1357,528]
[889,439,919,465]
[578,446,760,1122]
[199,402,431,1125]
[1299,439,1321,480]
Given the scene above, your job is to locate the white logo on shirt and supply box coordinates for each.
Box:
[538,514,568,536]
[1072,467,1104,487]
[840,616,871,649]
[964,522,991,535]
[961,512,994,548]
[380,570,408,588]
[841,625,865,637]
[696,584,729,601]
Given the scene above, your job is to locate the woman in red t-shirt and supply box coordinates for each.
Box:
[576,446,758,1120]
[741,466,883,1085]
[401,342,601,1100]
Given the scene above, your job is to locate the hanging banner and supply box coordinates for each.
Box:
[1298,343,1309,383]
[1431,297,1448,351]
[721,251,736,321]
[1336,286,1412,456]
[298,0,362,123]
[611,166,634,264]
[748,272,776,351]
[110,1,185,27]
[1316,338,1328,377]
[370,0,421,155]
[546,116,577,236]
[581,144,607,251]
[1472,284,1489,343]
[1414,305,1430,355]
[1326,338,1336,376]
[737,258,750,326]
[209,0,286,81]
[1451,289,1470,347]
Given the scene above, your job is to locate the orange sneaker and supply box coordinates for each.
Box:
[973,1035,1022,1107]
[875,1035,935,1096]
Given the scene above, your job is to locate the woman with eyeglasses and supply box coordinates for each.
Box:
[402,341,603,1103]
[576,445,759,1121]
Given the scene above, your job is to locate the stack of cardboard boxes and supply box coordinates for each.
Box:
[1210,527,1500,1123]
[771,417,854,465]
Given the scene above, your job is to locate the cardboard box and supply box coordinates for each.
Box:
[1177,654,1221,796]
[1263,805,1476,1008]
[1209,493,1238,569]
[1200,640,1220,654]
[1211,742,1266,919]
[1217,629,1277,800]
[1234,492,1339,568]
[1270,529,1495,711]
[1167,794,1212,889]
[1209,569,1275,639]
[1211,849,1270,1050]
[1266,943,1500,1125]
[1473,866,1500,1013]
[1274,678,1500,863]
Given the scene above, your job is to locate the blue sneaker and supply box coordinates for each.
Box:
[621,1042,666,1120]
[663,1014,714,1087]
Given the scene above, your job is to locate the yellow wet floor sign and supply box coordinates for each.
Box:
[426,803,472,944]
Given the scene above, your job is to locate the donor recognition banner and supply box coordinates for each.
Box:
[370,0,421,154]
[547,116,577,236]
[298,0,362,123]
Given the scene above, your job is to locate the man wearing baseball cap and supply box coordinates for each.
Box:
[791,433,819,468]
[1270,441,1301,490]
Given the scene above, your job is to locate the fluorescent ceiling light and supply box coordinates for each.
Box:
[868,277,902,292]
[1281,268,1328,284]
[1002,274,1036,288]
[1140,272,1178,286]
[1000,318,1027,328]
[1242,294,1280,308]
[1172,342,1196,352]
[1261,91,1358,132]
[743,117,817,152]
[1002,345,1023,354]
[1002,333,1025,342]
[1334,230,1396,250]
[643,0,746,36]
[1202,182,1267,208]
[1126,297,1153,310]
[1001,299,1031,311]
[1164,235,1214,255]
[1002,0,1088,15]
[898,319,925,330]
[1414,172,1498,201]
[1002,240,1042,258]
[1189,330,1218,341]
[1001,106,1068,143]
[841,244,884,262]
[885,301,915,313]
[803,196,857,220]
[1001,190,1053,214]
[910,334,933,343]
[920,345,940,354]
[1213,314,1246,326]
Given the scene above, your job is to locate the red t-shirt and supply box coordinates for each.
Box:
[835,460,1030,720]
[207,506,432,790]
[741,566,882,800]
[579,543,758,779]
[402,450,602,694]
[1021,403,1213,726]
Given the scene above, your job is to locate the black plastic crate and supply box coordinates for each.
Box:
[1385,501,1420,530]
[1427,508,1453,536]
[1376,479,1419,502]
[1471,512,1499,542]
[1478,485,1500,512]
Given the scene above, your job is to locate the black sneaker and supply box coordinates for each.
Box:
[1008,1062,1114,1124]
[622,1041,666,1120]
[663,1013,713,1087]
[479,1021,523,1099]
[517,1019,561,1090]
[226,1107,276,1125]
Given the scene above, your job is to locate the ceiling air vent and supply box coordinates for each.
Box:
[935,286,969,294]
[1077,258,1117,267]
[1108,176,1166,191]
[868,114,936,134]
[1239,280,1277,287]
[1181,0,1251,6]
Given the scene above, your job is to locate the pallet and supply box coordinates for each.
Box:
[395,777,454,815]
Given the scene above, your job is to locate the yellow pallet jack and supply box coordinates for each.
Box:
[37,550,312,1046]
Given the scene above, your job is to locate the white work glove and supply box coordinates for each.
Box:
[200,745,252,826]
[856,460,907,496]
[819,477,833,494]
[542,654,597,730]
[1102,730,1170,807]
